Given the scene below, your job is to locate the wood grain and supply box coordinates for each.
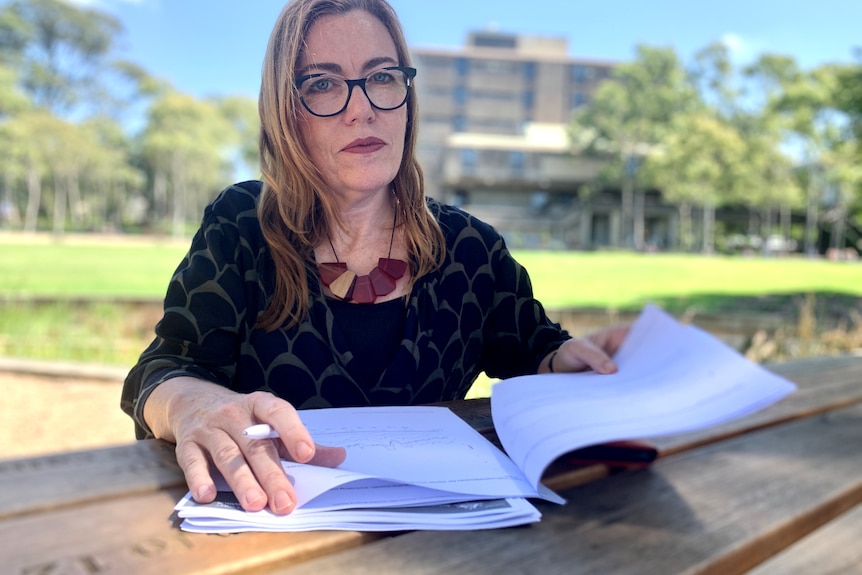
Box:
[268,404,862,575]
[745,503,862,575]
[0,487,384,575]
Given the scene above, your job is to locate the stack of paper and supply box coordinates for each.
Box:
[176,404,555,532]
[174,304,797,532]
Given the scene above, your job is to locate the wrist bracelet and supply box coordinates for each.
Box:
[548,351,558,373]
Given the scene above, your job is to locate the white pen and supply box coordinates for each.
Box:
[242,423,280,439]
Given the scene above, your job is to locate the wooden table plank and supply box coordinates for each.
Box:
[0,440,185,520]
[2,355,858,521]
[269,404,862,575]
[0,487,385,575]
[746,502,862,575]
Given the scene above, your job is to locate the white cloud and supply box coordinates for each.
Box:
[719,33,760,63]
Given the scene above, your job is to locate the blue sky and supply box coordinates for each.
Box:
[67,0,862,100]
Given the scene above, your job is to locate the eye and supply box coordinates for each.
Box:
[305,76,339,94]
[368,70,397,85]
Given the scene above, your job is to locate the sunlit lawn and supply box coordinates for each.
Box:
[1,233,860,377]
[2,234,860,306]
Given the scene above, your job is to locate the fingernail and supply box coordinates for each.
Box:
[273,490,293,514]
[296,442,314,461]
[602,360,616,373]
[195,484,214,502]
[245,488,266,509]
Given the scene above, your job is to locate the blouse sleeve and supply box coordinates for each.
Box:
[480,235,571,379]
[121,183,265,438]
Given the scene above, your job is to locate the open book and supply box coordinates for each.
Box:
[175,304,797,532]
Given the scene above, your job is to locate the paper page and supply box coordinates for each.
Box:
[492,304,798,488]
[297,406,546,500]
[178,496,541,533]
[180,405,557,520]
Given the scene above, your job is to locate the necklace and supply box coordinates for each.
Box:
[317,209,408,304]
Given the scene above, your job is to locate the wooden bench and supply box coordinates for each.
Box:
[1,354,860,575]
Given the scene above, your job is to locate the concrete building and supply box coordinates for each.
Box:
[411,30,677,249]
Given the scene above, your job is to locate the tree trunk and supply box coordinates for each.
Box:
[24,163,42,233]
[67,170,83,229]
[633,189,645,251]
[171,153,187,239]
[702,200,715,254]
[152,169,168,230]
[760,206,773,255]
[804,167,820,255]
[1,171,21,227]
[52,172,67,237]
[780,201,791,252]
[831,202,847,251]
[678,203,692,252]
[620,175,633,248]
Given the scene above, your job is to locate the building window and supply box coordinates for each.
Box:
[460,149,477,175]
[571,92,589,108]
[470,90,517,101]
[523,90,534,109]
[455,57,469,76]
[509,151,525,177]
[453,85,468,106]
[523,61,536,81]
[571,65,596,83]
[452,115,466,132]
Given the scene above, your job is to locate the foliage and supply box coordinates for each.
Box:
[0,0,258,236]
[570,39,862,255]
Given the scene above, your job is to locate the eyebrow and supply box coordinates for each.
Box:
[297,56,399,77]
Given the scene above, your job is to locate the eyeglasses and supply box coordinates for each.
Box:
[295,66,417,118]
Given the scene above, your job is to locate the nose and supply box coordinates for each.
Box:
[343,82,375,122]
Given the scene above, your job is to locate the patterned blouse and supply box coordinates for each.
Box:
[121,181,570,438]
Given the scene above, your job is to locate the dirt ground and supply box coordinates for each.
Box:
[0,371,136,460]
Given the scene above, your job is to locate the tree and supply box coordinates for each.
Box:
[213,95,261,178]
[571,45,700,249]
[139,91,237,237]
[648,112,746,252]
[0,0,122,116]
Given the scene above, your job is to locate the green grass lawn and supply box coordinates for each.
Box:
[2,235,860,306]
[1,233,860,368]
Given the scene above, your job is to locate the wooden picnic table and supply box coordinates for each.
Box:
[1,354,860,575]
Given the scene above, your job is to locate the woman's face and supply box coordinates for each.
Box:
[296,10,407,201]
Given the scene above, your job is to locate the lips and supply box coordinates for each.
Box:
[342,137,386,154]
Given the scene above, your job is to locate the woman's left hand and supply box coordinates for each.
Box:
[543,323,631,374]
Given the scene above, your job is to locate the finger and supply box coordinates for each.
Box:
[561,339,617,374]
[275,441,347,468]
[204,429,270,512]
[308,444,347,467]
[589,323,631,356]
[175,439,217,504]
[242,436,299,515]
[248,392,317,463]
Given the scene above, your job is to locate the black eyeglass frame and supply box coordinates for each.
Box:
[294,66,417,118]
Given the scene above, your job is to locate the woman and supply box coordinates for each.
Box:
[121,0,628,516]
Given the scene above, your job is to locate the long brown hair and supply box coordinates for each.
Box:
[257,0,445,330]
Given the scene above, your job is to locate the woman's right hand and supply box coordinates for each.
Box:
[143,377,346,515]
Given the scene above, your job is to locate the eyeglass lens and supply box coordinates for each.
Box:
[298,68,412,117]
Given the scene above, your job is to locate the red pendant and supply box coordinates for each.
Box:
[369,267,397,296]
[351,275,376,304]
[318,262,348,286]
[317,258,408,303]
[378,257,408,279]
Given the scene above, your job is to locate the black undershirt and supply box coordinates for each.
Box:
[327,297,407,385]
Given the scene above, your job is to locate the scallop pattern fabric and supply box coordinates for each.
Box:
[121,181,569,438]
